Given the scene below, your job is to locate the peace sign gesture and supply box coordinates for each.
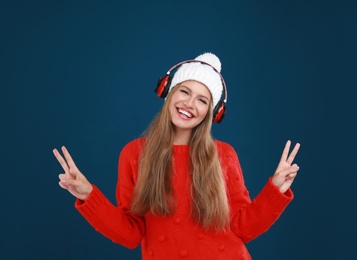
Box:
[53,146,93,200]
[272,140,301,193]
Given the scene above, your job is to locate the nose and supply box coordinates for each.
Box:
[184,96,195,108]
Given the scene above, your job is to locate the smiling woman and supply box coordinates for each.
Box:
[53,53,300,260]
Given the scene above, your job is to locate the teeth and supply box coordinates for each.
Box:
[178,109,192,118]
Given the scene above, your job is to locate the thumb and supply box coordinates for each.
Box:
[61,177,83,187]
[277,164,300,178]
[68,167,84,179]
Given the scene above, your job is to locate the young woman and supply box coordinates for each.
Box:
[53,53,300,259]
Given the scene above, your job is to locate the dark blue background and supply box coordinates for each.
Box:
[2,0,356,259]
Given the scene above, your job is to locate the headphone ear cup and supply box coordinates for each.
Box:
[155,75,172,98]
[213,101,226,123]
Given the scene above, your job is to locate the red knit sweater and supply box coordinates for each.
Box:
[75,138,293,259]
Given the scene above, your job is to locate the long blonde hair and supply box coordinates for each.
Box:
[130,85,230,231]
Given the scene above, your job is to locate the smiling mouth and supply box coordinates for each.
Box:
[177,108,193,119]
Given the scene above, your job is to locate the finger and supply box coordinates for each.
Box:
[287,172,297,180]
[61,146,79,172]
[279,140,291,162]
[53,148,70,173]
[58,173,74,182]
[286,143,301,165]
[58,173,66,180]
[58,174,69,188]
[60,177,82,188]
[58,180,69,190]
[277,164,299,178]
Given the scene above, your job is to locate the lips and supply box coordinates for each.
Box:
[177,108,194,119]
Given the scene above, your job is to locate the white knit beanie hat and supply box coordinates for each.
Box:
[169,53,223,108]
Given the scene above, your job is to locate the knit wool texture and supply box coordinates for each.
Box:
[169,53,223,108]
[75,138,293,260]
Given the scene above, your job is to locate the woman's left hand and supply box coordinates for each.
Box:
[272,140,301,193]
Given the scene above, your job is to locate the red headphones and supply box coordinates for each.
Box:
[154,59,227,123]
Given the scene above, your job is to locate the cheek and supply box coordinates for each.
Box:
[168,102,176,117]
[197,105,209,117]
[170,95,181,108]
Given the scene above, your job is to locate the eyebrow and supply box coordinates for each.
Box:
[179,85,210,101]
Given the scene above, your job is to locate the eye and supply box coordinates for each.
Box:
[199,98,208,105]
[180,89,189,95]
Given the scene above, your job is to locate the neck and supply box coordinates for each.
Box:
[173,128,192,145]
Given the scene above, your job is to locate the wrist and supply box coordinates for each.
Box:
[85,184,93,199]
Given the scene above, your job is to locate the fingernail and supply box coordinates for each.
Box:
[61,179,67,183]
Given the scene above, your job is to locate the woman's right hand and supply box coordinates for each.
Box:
[53,146,93,201]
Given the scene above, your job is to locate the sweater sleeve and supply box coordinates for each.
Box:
[219,142,293,244]
[75,140,145,249]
